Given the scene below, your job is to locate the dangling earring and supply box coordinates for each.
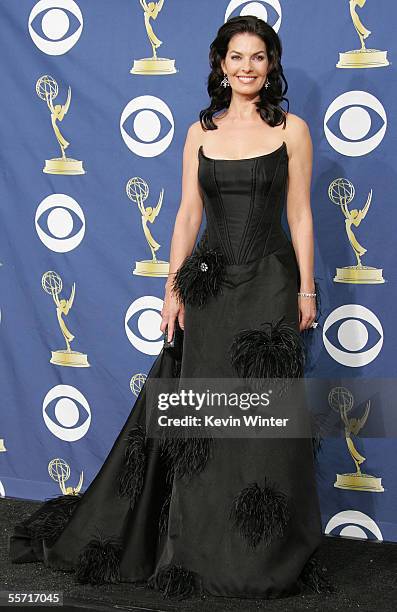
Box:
[221,73,230,88]
[264,77,270,89]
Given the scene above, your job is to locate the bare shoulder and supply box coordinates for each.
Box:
[187,120,205,140]
[283,112,312,159]
[184,120,205,154]
[284,112,311,140]
[189,119,204,131]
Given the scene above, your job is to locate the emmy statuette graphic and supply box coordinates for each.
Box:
[41,271,90,367]
[130,372,147,396]
[36,75,85,175]
[337,0,389,68]
[0,439,6,452]
[329,387,384,492]
[48,458,84,495]
[126,177,170,276]
[328,178,385,283]
[130,0,177,74]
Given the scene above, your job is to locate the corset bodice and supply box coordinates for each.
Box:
[198,141,291,265]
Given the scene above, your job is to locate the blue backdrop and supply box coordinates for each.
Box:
[0,0,396,543]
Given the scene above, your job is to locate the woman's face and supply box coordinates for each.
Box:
[220,32,269,94]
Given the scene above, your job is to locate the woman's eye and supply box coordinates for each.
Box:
[231,55,265,60]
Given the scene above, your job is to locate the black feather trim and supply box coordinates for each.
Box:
[298,554,336,594]
[310,406,331,464]
[311,432,323,462]
[229,480,290,547]
[118,424,146,506]
[158,490,172,537]
[172,229,226,308]
[23,493,82,547]
[160,434,213,481]
[228,316,306,394]
[76,534,123,585]
[147,563,202,599]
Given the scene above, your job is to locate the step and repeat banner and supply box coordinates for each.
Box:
[0,1,396,542]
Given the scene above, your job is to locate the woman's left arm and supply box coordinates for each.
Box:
[285,115,316,332]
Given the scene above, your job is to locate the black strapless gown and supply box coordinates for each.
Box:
[9,141,333,600]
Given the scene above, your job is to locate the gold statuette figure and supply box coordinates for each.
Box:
[48,458,84,495]
[0,439,6,452]
[130,0,177,74]
[329,387,384,492]
[36,75,85,174]
[126,176,169,276]
[328,178,385,283]
[41,271,90,367]
[337,0,389,68]
[130,372,147,396]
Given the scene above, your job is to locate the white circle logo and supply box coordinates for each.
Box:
[125,296,164,355]
[120,96,174,157]
[225,0,282,31]
[35,194,85,252]
[43,384,91,441]
[324,91,387,156]
[325,510,382,541]
[323,304,383,367]
[28,0,83,55]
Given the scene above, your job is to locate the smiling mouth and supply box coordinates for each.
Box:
[237,76,257,82]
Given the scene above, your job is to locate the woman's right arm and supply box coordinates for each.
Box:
[160,122,204,342]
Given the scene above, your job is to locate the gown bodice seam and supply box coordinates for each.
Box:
[245,150,286,261]
[236,159,257,264]
[212,160,237,264]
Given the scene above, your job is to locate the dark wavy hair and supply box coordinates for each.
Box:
[199,15,289,131]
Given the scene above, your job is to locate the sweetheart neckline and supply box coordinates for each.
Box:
[198,141,287,162]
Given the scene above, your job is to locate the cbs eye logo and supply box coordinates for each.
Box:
[225,0,282,32]
[29,0,83,55]
[35,194,85,253]
[325,510,383,541]
[323,304,383,367]
[125,296,164,355]
[120,95,174,157]
[43,384,91,441]
[324,91,387,156]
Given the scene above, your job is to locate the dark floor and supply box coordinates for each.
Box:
[1,497,396,612]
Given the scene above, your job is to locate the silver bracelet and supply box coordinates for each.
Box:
[298,291,316,297]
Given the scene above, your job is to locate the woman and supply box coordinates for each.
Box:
[9,16,334,601]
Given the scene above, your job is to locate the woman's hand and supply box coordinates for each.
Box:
[298,294,317,332]
[160,280,185,342]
